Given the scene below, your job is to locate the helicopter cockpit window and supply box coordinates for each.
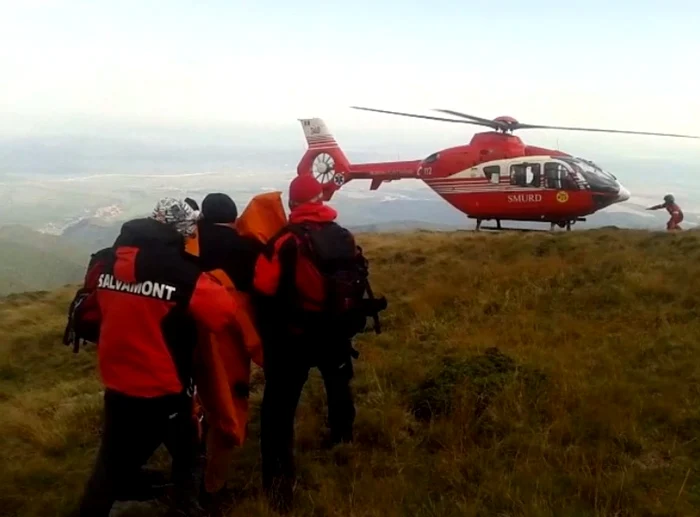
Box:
[575,157,617,181]
[424,152,440,163]
[483,165,500,184]
[561,157,617,193]
[510,163,541,187]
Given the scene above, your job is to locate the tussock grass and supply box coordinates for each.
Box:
[2,229,700,516]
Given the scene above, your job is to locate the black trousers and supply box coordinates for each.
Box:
[78,390,199,517]
[260,336,356,506]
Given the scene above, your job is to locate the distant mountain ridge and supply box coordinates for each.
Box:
[0,225,89,296]
[0,201,694,297]
[60,218,122,250]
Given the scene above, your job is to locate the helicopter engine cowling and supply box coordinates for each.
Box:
[469,132,526,159]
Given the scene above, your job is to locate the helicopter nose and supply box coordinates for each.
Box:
[615,184,631,203]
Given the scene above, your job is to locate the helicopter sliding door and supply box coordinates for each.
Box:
[509,163,541,188]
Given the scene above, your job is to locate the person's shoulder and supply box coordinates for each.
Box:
[238,233,265,252]
[210,223,264,252]
[269,224,297,245]
[326,220,356,239]
[89,246,115,264]
[139,247,202,288]
[199,221,236,239]
[335,221,354,234]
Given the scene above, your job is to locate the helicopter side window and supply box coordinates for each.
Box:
[545,162,576,190]
[483,165,500,184]
[544,162,562,189]
[510,163,541,187]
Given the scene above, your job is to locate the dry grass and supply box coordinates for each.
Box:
[2,229,700,516]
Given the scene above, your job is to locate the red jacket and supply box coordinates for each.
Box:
[253,202,341,311]
[651,201,684,221]
[96,218,239,398]
[666,202,683,221]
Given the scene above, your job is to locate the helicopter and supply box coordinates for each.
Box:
[296,107,700,231]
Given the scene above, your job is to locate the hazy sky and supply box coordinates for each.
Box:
[1,0,699,158]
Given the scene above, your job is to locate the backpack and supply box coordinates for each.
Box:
[287,222,378,338]
[62,247,113,353]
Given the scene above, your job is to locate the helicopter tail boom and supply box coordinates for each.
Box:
[297,118,421,200]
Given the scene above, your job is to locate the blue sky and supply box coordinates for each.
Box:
[1,0,699,159]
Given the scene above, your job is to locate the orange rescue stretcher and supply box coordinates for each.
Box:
[184,191,287,493]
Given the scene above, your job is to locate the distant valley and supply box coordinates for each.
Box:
[1,141,699,296]
[0,194,689,297]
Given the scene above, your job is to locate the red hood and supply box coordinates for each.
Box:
[288,202,338,224]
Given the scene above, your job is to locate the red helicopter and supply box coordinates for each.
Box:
[296,107,700,231]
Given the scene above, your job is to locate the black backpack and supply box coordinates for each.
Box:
[62,247,113,352]
[287,222,385,338]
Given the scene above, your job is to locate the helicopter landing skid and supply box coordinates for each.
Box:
[478,226,550,233]
[474,217,585,233]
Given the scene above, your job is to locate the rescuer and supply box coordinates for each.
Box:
[78,197,242,517]
[647,194,684,231]
[253,175,386,512]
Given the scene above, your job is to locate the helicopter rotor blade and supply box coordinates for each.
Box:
[511,123,700,139]
[352,106,700,139]
[433,109,502,128]
[349,106,497,129]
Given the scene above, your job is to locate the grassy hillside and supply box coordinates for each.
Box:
[0,225,89,295]
[2,229,700,516]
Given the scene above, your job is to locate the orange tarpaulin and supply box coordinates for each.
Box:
[185,191,287,493]
[234,190,288,242]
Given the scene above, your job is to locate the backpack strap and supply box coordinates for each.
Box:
[284,223,326,311]
[63,247,113,353]
[285,223,317,263]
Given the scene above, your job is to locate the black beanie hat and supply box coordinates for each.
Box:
[202,193,238,223]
